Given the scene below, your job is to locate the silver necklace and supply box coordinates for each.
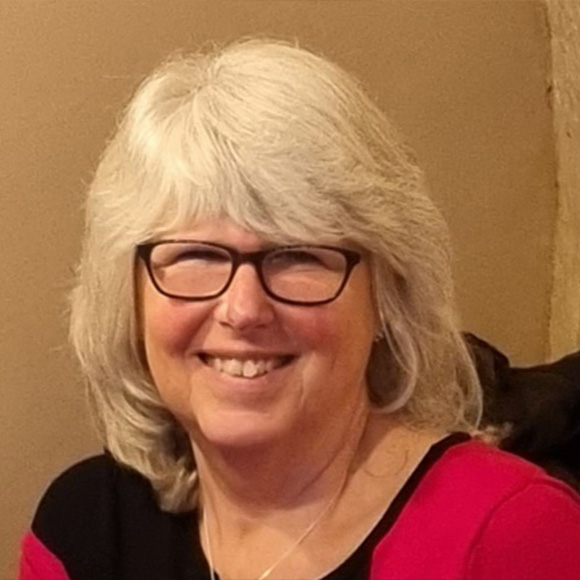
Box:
[202,473,348,580]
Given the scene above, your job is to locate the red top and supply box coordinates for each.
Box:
[19,437,580,580]
[370,440,580,580]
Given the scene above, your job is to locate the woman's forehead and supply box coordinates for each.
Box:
[161,217,270,247]
[149,212,347,247]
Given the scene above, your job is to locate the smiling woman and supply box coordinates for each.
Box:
[19,38,580,580]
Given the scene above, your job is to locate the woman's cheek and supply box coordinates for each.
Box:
[145,296,208,355]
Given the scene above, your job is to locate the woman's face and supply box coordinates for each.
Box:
[139,217,378,450]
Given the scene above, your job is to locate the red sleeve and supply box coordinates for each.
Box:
[466,481,580,580]
[19,530,70,580]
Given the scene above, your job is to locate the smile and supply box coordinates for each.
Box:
[200,354,293,379]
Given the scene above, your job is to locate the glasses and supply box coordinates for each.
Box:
[137,240,361,306]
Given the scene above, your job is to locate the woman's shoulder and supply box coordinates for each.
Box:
[433,438,578,494]
[32,453,151,529]
[369,436,580,580]
[21,454,122,580]
[21,453,169,580]
[22,453,198,580]
[435,436,547,475]
[36,453,120,499]
[439,439,580,579]
[415,437,580,516]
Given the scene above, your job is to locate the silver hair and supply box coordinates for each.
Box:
[70,37,482,512]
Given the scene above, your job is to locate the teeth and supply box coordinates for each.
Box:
[222,359,244,376]
[205,356,283,378]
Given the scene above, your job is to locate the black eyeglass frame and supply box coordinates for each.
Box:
[136,240,362,306]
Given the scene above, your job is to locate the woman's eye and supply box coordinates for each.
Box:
[176,250,212,261]
[271,250,323,267]
[289,251,321,264]
[166,247,229,266]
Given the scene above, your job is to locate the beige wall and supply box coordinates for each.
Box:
[0,2,560,577]
[546,0,580,359]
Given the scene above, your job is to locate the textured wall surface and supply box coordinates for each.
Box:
[546,0,580,358]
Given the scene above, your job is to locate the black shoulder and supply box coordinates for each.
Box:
[33,454,119,536]
[31,453,153,579]
[30,454,197,580]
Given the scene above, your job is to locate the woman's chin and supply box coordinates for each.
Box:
[194,409,291,451]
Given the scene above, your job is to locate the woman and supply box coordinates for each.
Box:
[20,38,580,580]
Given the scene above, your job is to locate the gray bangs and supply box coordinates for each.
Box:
[119,46,388,248]
[127,110,373,248]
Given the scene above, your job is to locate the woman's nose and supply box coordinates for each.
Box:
[214,264,275,330]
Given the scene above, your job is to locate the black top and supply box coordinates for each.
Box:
[32,433,470,580]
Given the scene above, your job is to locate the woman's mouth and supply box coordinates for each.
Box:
[199,354,294,379]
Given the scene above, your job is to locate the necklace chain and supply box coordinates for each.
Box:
[202,471,349,580]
